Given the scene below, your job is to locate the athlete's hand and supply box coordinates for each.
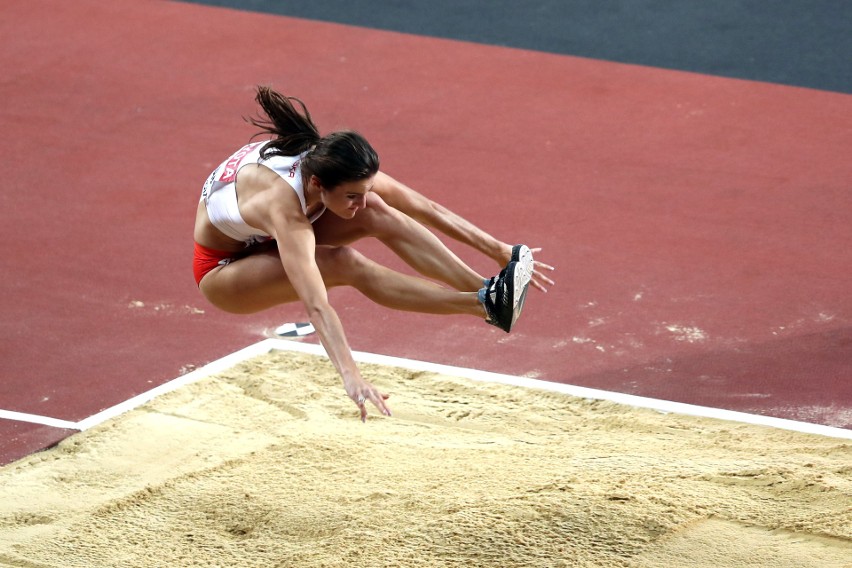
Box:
[526,247,555,293]
[496,244,555,293]
[344,376,392,422]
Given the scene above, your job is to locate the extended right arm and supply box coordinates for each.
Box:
[238,170,391,421]
[273,205,391,421]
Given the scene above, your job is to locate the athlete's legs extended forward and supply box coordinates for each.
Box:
[198,244,484,317]
[311,192,485,292]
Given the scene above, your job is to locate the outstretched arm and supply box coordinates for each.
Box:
[276,213,391,420]
[373,172,554,291]
[241,173,392,421]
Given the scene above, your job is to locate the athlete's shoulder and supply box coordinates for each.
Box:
[258,151,305,182]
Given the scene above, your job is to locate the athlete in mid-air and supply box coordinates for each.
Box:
[193,86,554,421]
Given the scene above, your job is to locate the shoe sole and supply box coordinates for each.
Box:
[510,245,533,327]
[511,244,534,287]
[503,261,532,332]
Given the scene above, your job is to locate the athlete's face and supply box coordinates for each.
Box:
[321,176,374,219]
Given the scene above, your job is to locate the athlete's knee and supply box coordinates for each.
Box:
[327,244,363,265]
[356,193,403,236]
[317,245,369,286]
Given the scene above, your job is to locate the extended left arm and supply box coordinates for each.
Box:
[372,173,509,263]
[372,172,554,291]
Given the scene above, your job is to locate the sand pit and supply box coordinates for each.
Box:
[1,348,850,567]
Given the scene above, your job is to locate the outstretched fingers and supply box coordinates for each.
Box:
[528,247,555,293]
[353,387,392,423]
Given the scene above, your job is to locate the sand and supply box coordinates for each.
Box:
[1,350,850,567]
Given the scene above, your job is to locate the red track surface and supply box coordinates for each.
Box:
[2,0,850,464]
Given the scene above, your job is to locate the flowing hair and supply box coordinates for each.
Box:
[247,86,379,189]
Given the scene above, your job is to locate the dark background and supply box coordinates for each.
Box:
[181,0,852,94]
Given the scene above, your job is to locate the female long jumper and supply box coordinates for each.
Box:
[193,87,554,421]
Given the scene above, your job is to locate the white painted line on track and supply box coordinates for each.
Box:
[0,341,275,432]
[0,410,79,430]
[75,341,277,431]
[3,338,851,441]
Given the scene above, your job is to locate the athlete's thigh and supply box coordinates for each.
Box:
[199,250,300,314]
[199,246,357,314]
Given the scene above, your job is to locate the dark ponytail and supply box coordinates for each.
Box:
[248,86,320,158]
[247,86,380,189]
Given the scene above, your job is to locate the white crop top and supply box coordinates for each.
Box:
[200,142,325,244]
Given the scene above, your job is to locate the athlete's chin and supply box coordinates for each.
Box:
[332,208,359,219]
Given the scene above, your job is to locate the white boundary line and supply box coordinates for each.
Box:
[0,410,78,430]
[0,342,274,433]
[3,338,851,440]
[75,341,277,431]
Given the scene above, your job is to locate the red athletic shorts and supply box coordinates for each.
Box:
[193,242,236,286]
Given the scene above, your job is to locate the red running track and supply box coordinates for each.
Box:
[1,0,850,464]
